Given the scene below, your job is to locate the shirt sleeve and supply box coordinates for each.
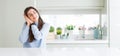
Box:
[31,23,50,40]
[19,23,29,43]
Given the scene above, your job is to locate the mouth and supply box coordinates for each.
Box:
[32,18,37,21]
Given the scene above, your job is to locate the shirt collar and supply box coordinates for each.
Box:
[35,21,38,26]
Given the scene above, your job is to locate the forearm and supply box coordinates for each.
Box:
[31,23,50,40]
[31,24,43,40]
[19,24,29,43]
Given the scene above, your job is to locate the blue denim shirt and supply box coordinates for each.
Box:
[19,22,50,48]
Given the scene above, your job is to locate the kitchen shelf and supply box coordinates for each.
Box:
[46,39,108,44]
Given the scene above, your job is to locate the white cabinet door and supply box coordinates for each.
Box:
[110,0,120,47]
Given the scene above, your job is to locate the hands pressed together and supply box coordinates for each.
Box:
[24,15,34,26]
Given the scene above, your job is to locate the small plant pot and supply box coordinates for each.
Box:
[79,30,83,38]
[56,35,61,39]
[46,32,56,40]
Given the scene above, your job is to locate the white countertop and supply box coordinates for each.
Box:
[1,48,120,56]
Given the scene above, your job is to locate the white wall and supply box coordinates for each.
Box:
[110,0,120,47]
[0,0,34,47]
[0,0,7,47]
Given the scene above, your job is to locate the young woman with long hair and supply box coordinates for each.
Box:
[19,6,50,48]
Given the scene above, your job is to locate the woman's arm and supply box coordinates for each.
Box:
[19,23,30,43]
[31,23,50,40]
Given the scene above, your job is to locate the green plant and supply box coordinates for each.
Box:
[49,26,55,32]
[56,27,62,35]
[66,25,75,30]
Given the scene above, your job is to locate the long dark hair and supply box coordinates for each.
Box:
[24,6,44,42]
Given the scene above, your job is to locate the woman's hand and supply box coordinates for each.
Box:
[24,15,33,26]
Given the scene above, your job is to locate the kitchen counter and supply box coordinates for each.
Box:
[1,48,120,56]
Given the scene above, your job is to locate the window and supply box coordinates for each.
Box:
[36,0,108,45]
[42,14,99,28]
[41,13,105,40]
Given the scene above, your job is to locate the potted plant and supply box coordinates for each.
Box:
[56,27,62,39]
[46,26,55,40]
[78,25,86,38]
[65,25,75,39]
[78,26,83,39]
[66,25,75,30]
[49,26,55,32]
[66,25,75,34]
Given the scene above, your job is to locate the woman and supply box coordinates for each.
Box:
[19,6,50,48]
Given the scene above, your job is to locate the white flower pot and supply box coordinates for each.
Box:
[56,35,61,39]
[79,30,83,38]
[46,32,56,40]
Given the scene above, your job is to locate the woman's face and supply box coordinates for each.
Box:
[27,9,39,22]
